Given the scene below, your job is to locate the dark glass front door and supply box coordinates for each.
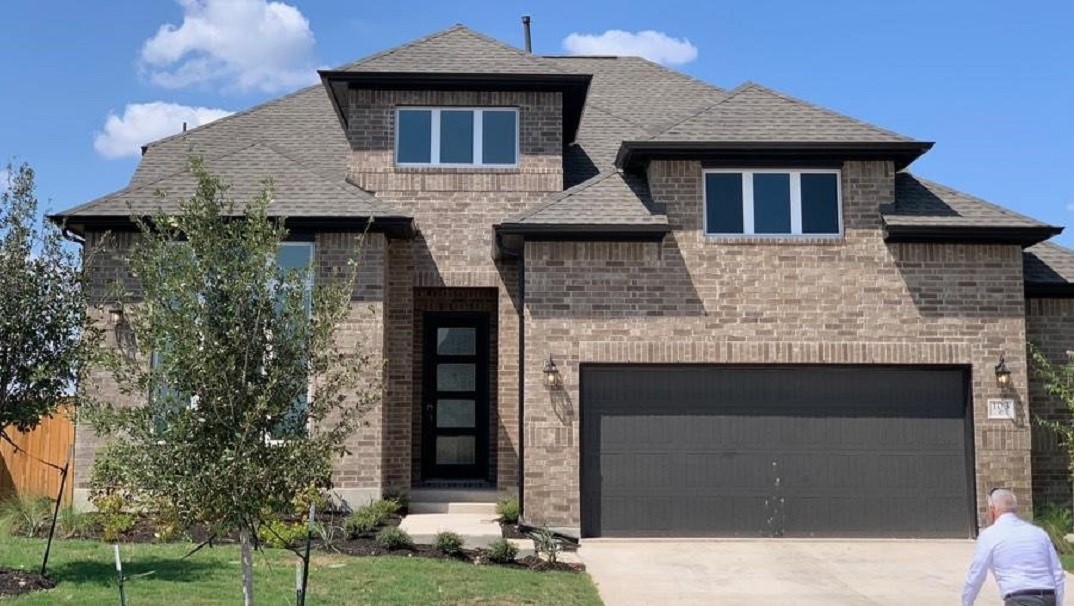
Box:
[421,312,489,479]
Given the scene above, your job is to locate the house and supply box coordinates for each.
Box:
[54,25,1074,538]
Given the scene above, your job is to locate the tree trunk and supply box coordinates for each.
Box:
[239,526,255,606]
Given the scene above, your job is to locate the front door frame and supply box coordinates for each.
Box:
[421,311,490,480]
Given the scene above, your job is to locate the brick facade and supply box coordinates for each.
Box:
[1027,298,1074,509]
[522,160,1032,532]
[73,231,388,509]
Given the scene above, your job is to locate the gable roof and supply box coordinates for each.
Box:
[497,170,667,237]
[336,25,564,75]
[1024,242,1074,297]
[649,82,915,144]
[883,173,1061,246]
[53,142,406,232]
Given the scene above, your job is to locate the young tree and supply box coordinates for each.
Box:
[85,159,377,605]
[0,162,95,443]
[1031,344,1074,508]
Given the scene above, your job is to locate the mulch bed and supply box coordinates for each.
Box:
[0,568,56,597]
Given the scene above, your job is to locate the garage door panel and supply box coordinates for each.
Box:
[581,365,972,538]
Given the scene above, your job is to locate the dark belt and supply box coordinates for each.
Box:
[1004,589,1055,599]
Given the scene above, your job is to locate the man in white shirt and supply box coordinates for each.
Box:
[963,488,1065,605]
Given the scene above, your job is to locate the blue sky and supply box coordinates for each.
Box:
[1,0,1072,245]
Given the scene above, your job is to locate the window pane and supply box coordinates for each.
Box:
[482,110,517,164]
[437,363,475,391]
[440,110,474,164]
[436,436,476,465]
[437,399,476,428]
[705,173,744,234]
[437,327,476,355]
[801,173,840,234]
[753,173,791,234]
[271,393,308,440]
[397,109,432,163]
[277,244,312,272]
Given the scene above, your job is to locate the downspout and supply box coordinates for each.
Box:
[517,243,526,519]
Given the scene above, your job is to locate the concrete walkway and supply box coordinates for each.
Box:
[579,539,1015,605]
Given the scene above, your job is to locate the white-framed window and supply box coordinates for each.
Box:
[395,107,519,167]
[267,241,314,442]
[703,169,842,237]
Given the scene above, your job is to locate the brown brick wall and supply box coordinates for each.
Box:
[522,160,1031,532]
[348,89,555,494]
[1027,298,1074,509]
[73,231,388,506]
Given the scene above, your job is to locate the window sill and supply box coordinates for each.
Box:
[703,234,846,245]
[393,165,521,174]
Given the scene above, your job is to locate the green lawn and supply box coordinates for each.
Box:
[0,537,601,605]
[1062,554,1074,572]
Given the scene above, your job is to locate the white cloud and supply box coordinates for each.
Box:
[140,0,318,92]
[93,102,233,159]
[562,30,698,65]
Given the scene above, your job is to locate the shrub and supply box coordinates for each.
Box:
[1035,504,1074,555]
[258,518,308,549]
[57,507,94,539]
[435,531,464,556]
[292,485,329,518]
[368,499,401,519]
[496,497,519,524]
[0,495,53,537]
[486,538,518,564]
[532,526,562,564]
[343,511,380,537]
[93,492,135,542]
[376,526,413,550]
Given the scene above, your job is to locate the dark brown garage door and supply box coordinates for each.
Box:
[580,365,974,538]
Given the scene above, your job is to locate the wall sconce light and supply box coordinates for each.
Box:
[543,355,562,389]
[108,303,125,326]
[994,354,1012,388]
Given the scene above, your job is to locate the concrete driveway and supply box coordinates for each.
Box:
[579,540,1010,605]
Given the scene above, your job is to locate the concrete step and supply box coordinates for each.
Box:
[409,501,497,515]
[399,512,503,549]
[409,487,498,503]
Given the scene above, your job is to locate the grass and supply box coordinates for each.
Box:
[0,537,601,605]
[1062,554,1074,572]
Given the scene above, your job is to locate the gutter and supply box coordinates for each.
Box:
[494,222,669,241]
[883,223,1063,247]
[517,253,526,520]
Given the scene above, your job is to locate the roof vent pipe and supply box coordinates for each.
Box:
[522,15,532,53]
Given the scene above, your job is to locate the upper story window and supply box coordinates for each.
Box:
[396,107,519,167]
[704,169,842,237]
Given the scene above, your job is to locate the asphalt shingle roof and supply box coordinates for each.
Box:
[54,24,1063,252]
[647,82,916,144]
[61,142,395,219]
[1024,242,1074,289]
[504,170,666,228]
[885,173,1051,229]
[336,25,564,75]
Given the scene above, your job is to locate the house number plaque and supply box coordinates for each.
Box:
[987,399,1016,420]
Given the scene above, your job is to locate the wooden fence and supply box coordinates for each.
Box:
[0,410,75,504]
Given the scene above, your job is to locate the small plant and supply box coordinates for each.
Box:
[292,485,329,518]
[435,531,465,556]
[532,526,562,564]
[93,493,135,542]
[343,511,380,537]
[0,495,53,537]
[368,499,402,519]
[382,488,410,510]
[375,526,413,550]
[1035,504,1074,555]
[57,507,94,539]
[496,497,519,524]
[258,518,308,549]
[486,538,518,564]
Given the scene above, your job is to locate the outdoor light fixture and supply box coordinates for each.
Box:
[108,304,125,326]
[994,354,1012,388]
[543,355,562,389]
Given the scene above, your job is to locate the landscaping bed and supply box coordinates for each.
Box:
[0,567,55,597]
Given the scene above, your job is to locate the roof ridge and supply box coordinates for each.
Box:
[642,82,751,139]
[333,24,468,71]
[506,170,622,223]
[142,85,319,152]
[901,172,1049,225]
[745,83,914,142]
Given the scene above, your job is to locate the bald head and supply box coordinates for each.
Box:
[988,488,1018,514]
